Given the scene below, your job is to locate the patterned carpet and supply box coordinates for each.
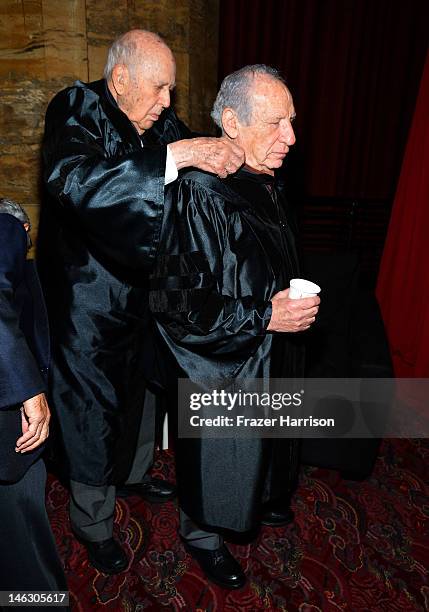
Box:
[46,439,429,611]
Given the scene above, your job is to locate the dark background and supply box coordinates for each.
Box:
[218,0,429,283]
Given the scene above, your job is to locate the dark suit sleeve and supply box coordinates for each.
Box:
[149,179,272,361]
[0,215,45,409]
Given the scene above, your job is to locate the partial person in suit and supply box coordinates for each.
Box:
[0,198,67,595]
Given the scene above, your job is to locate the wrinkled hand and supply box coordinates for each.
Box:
[169,137,245,177]
[267,288,320,333]
[15,393,51,453]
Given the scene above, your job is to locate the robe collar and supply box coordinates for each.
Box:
[232,165,285,191]
[84,79,143,148]
[239,165,275,184]
[86,79,170,147]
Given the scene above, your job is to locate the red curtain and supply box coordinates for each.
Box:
[218,0,428,199]
[376,51,429,377]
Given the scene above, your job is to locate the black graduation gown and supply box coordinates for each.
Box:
[150,167,304,531]
[37,79,190,485]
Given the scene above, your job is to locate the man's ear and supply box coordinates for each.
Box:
[222,108,239,139]
[110,64,130,96]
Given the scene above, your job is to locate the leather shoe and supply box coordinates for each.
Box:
[116,478,176,503]
[261,505,295,527]
[182,540,246,589]
[77,536,128,574]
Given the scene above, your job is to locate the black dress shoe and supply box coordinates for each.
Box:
[182,540,246,590]
[116,478,176,503]
[78,537,128,574]
[261,506,295,527]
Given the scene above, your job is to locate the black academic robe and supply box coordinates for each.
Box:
[150,168,304,531]
[38,79,190,485]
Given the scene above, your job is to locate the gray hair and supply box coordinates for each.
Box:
[103,30,166,81]
[0,197,30,226]
[211,64,286,129]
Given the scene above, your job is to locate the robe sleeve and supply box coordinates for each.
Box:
[149,178,273,361]
[42,85,168,270]
[0,216,45,409]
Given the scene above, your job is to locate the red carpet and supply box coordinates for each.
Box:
[46,439,429,611]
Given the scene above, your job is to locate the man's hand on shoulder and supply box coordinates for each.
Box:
[169,137,245,178]
[15,393,51,453]
[267,288,320,333]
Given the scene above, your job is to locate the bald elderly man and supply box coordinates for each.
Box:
[38,29,244,574]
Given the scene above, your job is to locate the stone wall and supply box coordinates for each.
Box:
[0,0,219,251]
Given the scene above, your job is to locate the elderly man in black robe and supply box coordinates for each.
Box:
[38,29,244,575]
[149,65,320,589]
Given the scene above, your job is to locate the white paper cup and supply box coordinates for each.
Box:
[289,278,321,299]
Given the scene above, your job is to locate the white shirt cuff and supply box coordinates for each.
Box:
[165,145,178,185]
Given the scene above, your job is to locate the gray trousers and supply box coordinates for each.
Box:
[179,509,223,550]
[69,390,156,541]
